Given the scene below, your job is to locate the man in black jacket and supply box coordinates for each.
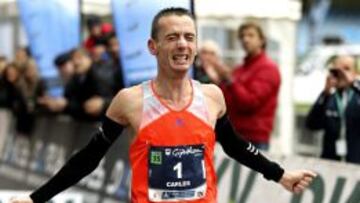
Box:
[306,55,360,164]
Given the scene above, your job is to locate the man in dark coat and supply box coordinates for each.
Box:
[306,55,360,164]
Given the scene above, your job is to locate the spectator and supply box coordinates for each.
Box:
[91,37,109,64]
[54,51,75,84]
[89,23,114,64]
[84,15,103,52]
[0,63,38,143]
[0,56,6,78]
[14,47,31,72]
[195,40,222,84]
[1,63,24,110]
[37,51,75,114]
[105,32,124,90]
[87,40,124,118]
[64,49,104,121]
[202,22,281,150]
[38,49,97,120]
[17,59,46,137]
[0,56,8,105]
[306,55,360,164]
[1,64,27,164]
[106,32,121,66]
[77,35,125,119]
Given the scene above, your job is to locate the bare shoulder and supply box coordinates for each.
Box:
[200,83,226,118]
[201,83,223,99]
[113,85,142,104]
[106,85,143,125]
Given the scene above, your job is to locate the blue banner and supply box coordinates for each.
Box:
[112,0,192,86]
[17,0,80,95]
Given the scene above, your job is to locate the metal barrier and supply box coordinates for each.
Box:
[0,113,132,203]
[294,113,323,156]
[0,109,14,159]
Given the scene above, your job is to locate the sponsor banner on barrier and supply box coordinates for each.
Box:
[0,191,83,203]
[214,146,360,203]
[0,115,132,203]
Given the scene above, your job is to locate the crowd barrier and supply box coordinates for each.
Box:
[0,110,132,203]
[0,110,13,157]
[214,148,360,203]
[0,109,358,203]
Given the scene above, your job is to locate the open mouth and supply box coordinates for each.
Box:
[172,54,189,64]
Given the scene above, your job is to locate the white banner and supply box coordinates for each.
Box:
[214,145,360,203]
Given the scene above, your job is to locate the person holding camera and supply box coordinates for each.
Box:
[306,55,360,164]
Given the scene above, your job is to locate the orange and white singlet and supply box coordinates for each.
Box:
[129,80,217,203]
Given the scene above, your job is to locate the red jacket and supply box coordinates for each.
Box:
[220,52,281,143]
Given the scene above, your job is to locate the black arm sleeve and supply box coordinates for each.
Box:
[215,114,284,182]
[30,116,124,203]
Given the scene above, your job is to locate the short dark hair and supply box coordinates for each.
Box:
[54,51,72,67]
[151,7,195,40]
[238,22,267,49]
[86,15,102,29]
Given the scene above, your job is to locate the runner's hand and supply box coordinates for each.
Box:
[9,196,33,203]
[279,170,317,194]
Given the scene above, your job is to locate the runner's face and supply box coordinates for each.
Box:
[149,15,197,73]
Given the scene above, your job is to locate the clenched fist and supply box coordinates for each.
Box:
[279,170,317,194]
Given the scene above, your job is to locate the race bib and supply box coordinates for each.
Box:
[148,145,206,202]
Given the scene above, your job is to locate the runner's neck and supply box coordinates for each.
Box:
[152,76,193,110]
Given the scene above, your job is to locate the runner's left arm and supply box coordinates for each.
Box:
[215,114,284,182]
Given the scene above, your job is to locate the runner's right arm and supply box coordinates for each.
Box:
[19,89,132,203]
[29,115,125,203]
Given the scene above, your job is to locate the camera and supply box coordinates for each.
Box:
[329,68,340,78]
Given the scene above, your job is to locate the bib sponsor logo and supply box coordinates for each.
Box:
[172,147,203,158]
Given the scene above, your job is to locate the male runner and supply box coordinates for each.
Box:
[10,7,316,203]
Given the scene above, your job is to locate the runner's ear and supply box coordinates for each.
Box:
[148,39,158,55]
